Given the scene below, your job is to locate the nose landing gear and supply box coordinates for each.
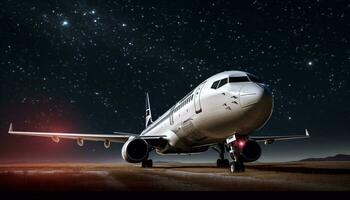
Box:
[229,146,245,173]
[215,136,248,173]
[227,135,246,173]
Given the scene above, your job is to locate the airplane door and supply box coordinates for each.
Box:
[194,81,206,113]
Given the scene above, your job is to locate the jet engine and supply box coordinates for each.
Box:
[236,139,261,162]
[121,138,149,163]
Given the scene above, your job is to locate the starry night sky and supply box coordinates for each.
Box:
[0,0,349,163]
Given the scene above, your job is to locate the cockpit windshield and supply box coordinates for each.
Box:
[247,74,264,83]
[210,74,264,89]
[229,76,250,83]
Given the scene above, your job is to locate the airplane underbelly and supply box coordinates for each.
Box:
[173,119,209,147]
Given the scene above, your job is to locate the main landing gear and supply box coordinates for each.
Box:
[141,159,153,168]
[215,143,230,168]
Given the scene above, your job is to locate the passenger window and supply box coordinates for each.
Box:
[217,78,228,88]
[211,80,220,89]
[229,76,249,83]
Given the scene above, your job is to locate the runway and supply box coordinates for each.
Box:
[0,162,349,191]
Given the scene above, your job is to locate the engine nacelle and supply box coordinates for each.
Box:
[121,138,149,163]
[237,139,261,162]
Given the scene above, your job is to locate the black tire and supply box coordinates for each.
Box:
[230,162,236,173]
[147,159,153,168]
[240,162,245,172]
[141,159,153,168]
[216,159,223,167]
[230,161,244,173]
[223,159,230,168]
[217,159,229,168]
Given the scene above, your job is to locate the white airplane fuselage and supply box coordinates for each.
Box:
[141,71,273,154]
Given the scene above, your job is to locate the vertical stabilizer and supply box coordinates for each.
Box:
[145,93,153,128]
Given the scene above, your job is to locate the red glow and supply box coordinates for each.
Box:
[238,140,245,148]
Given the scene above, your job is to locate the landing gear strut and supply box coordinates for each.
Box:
[216,143,230,168]
[228,141,245,173]
[141,159,153,168]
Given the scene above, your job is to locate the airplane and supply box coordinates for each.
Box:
[8,71,309,173]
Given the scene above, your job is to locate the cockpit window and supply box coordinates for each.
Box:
[211,80,220,89]
[217,78,228,88]
[247,74,263,83]
[229,76,249,83]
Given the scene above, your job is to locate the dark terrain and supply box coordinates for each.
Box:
[0,161,349,191]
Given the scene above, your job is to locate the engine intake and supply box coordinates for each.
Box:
[121,138,149,163]
[238,139,261,162]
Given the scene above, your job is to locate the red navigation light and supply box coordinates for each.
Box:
[238,140,245,148]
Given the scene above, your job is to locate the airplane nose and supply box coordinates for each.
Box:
[239,83,272,108]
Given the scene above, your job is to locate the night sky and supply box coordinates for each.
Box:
[1,0,349,163]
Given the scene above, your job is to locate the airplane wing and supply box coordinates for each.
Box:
[8,123,167,145]
[250,129,310,144]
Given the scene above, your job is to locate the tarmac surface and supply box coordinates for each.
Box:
[0,161,349,191]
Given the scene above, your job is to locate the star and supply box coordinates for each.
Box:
[288,116,292,120]
[308,61,313,66]
[62,20,68,26]
[122,23,127,27]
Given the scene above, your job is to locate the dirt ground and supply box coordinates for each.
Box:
[0,161,349,191]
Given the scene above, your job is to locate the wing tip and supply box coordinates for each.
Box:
[8,123,13,133]
[305,129,310,137]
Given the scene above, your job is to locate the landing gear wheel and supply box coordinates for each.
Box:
[216,159,230,168]
[229,162,235,173]
[216,159,223,167]
[229,161,245,173]
[223,159,230,167]
[216,159,221,167]
[240,162,245,172]
[141,159,153,168]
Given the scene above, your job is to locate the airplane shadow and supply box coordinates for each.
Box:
[152,163,218,169]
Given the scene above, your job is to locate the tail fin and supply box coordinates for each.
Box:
[145,92,153,128]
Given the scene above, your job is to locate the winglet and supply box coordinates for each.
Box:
[305,129,310,137]
[8,123,13,133]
